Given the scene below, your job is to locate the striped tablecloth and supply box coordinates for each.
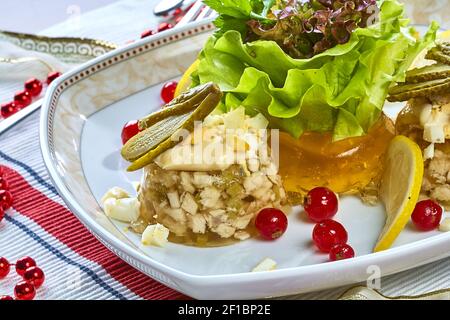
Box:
[1,0,450,301]
[0,111,185,299]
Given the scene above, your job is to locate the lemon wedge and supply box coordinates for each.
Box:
[374,135,424,252]
[174,59,200,97]
[439,29,450,40]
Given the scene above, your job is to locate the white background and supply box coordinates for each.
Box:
[0,1,119,33]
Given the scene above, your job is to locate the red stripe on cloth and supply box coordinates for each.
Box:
[1,165,186,300]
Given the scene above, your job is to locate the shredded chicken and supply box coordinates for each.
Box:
[422,150,450,207]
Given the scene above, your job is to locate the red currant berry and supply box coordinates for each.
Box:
[14,281,36,300]
[161,81,178,103]
[14,90,32,108]
[312,219,348,253]
[24,78,43,97]
[0,190,13,210]
[411,199,443,231]
[46,71,62,85]
[0,207,4,222]
[173,8,183,16]
[157,22,173,32]
[329,244,355,261]
[0,295,13,300]
[15,257,36,276]
[304,187,338,222]
[0,177,9,191]
[141,29,155,38]
[23,266,45,288]
[121,120,140,144]
[255,208,288,240]
[0,257,10,279]
[1,101,20,118]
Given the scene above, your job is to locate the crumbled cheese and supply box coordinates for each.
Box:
[439,218,450,232]
[103,197,140,222]
[252,258,277,272]
[101,187,130,205]
[141,223,169,247]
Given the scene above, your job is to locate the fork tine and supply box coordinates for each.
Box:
[195,6,213,21]
[175,0,205,27]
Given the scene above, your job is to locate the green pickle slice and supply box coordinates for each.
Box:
[121,82,222,171]
[138,82,219,130]
[426,46,450,65]
[405,63,450,83]
[387,44,450,102]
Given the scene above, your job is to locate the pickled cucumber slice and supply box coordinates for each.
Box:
[389,77,450,95]
[426,47,450,65]
[437,42,450,55]
[405,63,450,83]
[387,79,450,102]
[122,112,194,162]
[124,89,222,171]
[138,82,218,130]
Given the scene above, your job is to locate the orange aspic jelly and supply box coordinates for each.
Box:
[278,114,395,200]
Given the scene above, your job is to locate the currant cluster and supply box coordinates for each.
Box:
[0,71,61,119]
[140,6,190,39]
[0,167,14,223]
[304,187,355,261]
[0,256,45,300]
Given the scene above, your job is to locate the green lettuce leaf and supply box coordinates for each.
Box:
[194,0,439,140]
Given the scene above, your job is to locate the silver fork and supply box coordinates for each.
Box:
[0,1,216,135]
[175,0,216,27]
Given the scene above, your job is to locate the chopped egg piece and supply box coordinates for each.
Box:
[141,223,169,247]
[246,113,269,130]
[423,123,445,143]
[101,186,130,204]
[423,143,435,160]
[439,218,450,232]
[224,106,245,129]
[103,197,140,222]
[252,258,277,272]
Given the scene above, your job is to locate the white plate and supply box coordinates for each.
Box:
[40,20,450,299]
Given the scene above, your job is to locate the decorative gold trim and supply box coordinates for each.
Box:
[0,30,117,50]
[0,30,118,64]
